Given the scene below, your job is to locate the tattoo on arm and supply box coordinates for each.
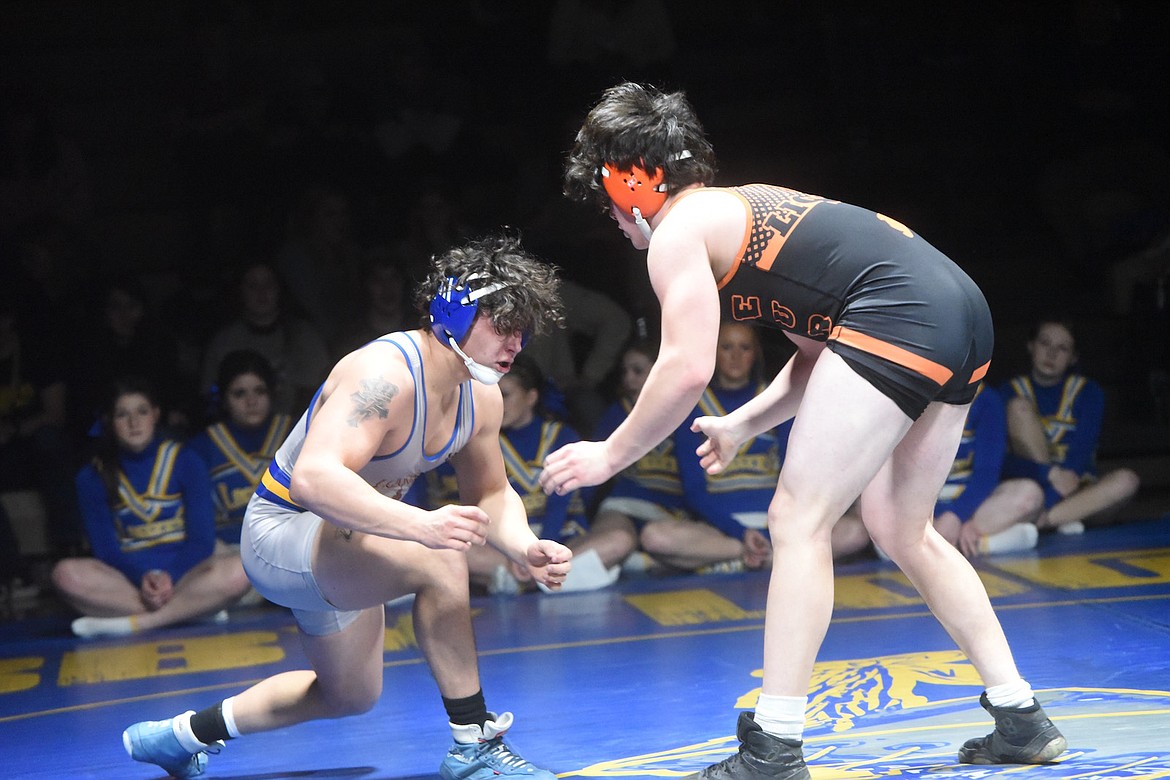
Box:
[347,377,399,427]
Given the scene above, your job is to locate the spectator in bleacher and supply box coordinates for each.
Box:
[72,274,197,440]
[332,244,416,357]
[0,284,83,557]
[999,319,1140,533]
[589,338,689,574]
[274,184,361,344]
[200,261,331,416]
[522,278,633,435]
[0,496,34,600]
[52,374,250,638]
[187,350,292,548]
[0,85,95,240]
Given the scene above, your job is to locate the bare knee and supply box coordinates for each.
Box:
[414,551,471,605]
[1110,468,1141,501]
[51,558,92,597]
[320,680,382,718]
[639,521,680,556]
[1009,479,1046,518]
[209,555,253,599]
[1005,396,1038,426]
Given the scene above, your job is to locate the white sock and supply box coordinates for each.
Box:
[222,696,242,738]
[171,711,210,752]
[754,693,807,740]
[71,615,136,638]
[984,523,1039,554]
[985,678,1035,709]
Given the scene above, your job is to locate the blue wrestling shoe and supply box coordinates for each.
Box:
[123,711,219,778]
[439,712,555,780]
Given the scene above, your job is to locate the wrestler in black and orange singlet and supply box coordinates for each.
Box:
[713,184,993,418]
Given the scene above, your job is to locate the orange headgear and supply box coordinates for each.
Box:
[600,160,669,221]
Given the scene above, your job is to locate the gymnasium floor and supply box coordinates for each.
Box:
[4,513,1170,780]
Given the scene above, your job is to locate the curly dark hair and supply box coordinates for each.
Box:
[412,233,565,340]
[564,82,717,213]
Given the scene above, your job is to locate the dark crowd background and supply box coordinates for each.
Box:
[2,0,1169,444]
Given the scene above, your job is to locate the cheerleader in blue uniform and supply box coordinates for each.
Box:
[418,355,633,593]
[187,350,292,546]
[930,383,1044,558]
[999,319,1140,533]
[51,375,251,637]
[590,338,691,573]
[675,323,873,572]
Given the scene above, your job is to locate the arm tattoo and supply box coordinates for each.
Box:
[346,377,399,427]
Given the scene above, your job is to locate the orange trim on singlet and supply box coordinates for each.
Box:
[830,325,954,386]
[716,187,751,291]
[968,361,990,384]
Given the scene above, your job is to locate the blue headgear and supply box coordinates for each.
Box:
[429,274,506,346]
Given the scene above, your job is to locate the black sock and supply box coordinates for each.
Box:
[442,689,489,727]
[190,703,233,745]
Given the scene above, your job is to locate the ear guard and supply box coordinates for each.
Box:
[600,161,668,221]
[429,274,505,346]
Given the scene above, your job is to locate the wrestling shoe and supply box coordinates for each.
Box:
[440,712,555,780]
[687,712,810,780]
[123,711,220,778]
[958,693,1067,764]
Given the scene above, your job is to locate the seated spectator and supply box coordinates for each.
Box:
[931,383,1044,558]
[999,319,1140,533]
[523,278,633,433]
[274,184,361,344]
[186,350,292,547]
[589,338,690,574]
[488,355,633,592]
[677,322,871,572]
[71,273,197,441]
[0,285,82,557]
[51,375,251,638]
[0,499,35,600]
[200,261,331,416]
[332,245,416,356]
[413,356,632,594]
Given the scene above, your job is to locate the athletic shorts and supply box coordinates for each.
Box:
[240,493,363,636]
[827,269,994,420]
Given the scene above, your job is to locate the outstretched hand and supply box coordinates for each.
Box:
[540,440,617,495]
[691,415,744,475]
[523,539,573,590]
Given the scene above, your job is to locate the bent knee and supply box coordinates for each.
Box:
[206,555,253,597]
[414,550,471,601]
[50,558,92,595]
[1112,468,1141,499]
[1011,479,1046,516]
[323,685,382,718]
[637,522,671,555]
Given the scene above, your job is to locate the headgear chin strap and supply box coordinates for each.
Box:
[429,274,507,385]
[600,150,693,240]
[448,338,504,385]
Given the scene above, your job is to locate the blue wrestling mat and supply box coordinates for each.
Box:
[4,513,1170,779]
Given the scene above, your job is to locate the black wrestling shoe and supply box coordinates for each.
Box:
[688,712,810,780]
[958,693,1067,764]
